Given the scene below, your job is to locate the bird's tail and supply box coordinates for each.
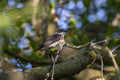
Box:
[34,45,44,52]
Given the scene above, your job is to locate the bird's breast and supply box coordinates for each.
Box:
[49,41,60,47]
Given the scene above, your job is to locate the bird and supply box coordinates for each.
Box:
[35,29,67,52]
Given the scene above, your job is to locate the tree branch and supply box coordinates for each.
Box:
[3,48,52,65]
[25,47,93,80]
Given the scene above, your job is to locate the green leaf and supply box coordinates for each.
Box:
[69,18,76,26]
[50,2,55,8]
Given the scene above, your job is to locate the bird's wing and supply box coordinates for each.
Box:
[43,34,62,47]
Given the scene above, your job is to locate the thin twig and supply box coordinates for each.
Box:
[64,36,120,50]
[95,36,120,45]
[51,48,62,80]
[112,44,120,52]
[90,41,104,80]
[106,47,120,79]
[44,54,57,80]
[44,42,65,80]
[65,42,90,49]
[91,57,97,64]
[51,42,65,80]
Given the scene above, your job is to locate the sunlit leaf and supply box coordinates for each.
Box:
[69,18,76,26]
[50,2,55,8]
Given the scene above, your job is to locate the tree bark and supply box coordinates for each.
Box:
[26,47,92,80]
[1,47,93,80]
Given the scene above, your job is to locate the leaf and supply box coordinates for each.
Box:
[50,2,55,8]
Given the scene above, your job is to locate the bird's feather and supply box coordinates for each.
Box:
[43,33,62,47]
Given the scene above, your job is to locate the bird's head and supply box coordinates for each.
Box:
[56,29,67,36]
[57,29,67,32]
